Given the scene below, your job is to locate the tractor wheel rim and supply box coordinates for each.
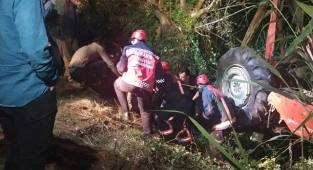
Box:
[222,64,251,108]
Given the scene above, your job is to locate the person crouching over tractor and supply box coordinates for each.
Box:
[68,37,121,90]
[152,61,194,144]
[160,61,192,111]
[195,74,236,162]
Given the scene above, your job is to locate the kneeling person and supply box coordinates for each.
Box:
[68,37,120,87]
[153,62,194,144]
[195,74,236,162]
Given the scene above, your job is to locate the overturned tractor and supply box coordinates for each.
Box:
[215,0,313,141]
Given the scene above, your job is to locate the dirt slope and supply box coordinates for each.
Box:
[0,78,158,170]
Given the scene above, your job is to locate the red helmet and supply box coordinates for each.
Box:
[131,30,147,41]
[161,61,170,71]
[196,74,209,85]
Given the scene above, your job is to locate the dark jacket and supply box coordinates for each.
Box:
[163,72,193,114]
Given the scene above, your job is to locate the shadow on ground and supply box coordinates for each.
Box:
[46,137,141,170]
[47,137,99,170]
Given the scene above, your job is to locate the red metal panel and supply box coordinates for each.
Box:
[265,0,280,60]
[268,92,313,141]
[277,12,285,58]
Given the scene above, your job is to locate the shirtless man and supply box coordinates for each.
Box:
[68,37,120,87]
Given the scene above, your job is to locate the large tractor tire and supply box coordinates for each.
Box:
[216,47,272,125]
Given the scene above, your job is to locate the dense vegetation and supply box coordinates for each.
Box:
[76,0,262,76]
[73,0,313,169]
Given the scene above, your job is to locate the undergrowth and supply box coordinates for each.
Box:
[40,80,313,170]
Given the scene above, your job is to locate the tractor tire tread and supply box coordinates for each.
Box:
[216,47,272,125]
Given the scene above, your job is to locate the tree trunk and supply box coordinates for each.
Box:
[242,1,270,45]
[193,0,205,12]
[153,9,171,25]
[191,0,218,18]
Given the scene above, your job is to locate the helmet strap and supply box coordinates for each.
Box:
[130,38,139,45]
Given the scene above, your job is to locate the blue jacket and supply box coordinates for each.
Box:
[200,85,221,119]
[0,0,58,107]
[199,85,233,124]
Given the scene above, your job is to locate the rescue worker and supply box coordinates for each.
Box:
[114,30,165,136]
[195,74,236,162]
[161,62,192,112]
[152,61,194,143]
[179,67,202,116]
[68,37,120,88]
[148,61,175,110]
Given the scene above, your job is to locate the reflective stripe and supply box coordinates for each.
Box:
[156,79,165,83]
[134,79,153,89]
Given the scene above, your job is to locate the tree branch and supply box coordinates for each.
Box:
[158,0,163,8]
[193,0,205,12]
[191,0,219,18]
[152,8,171,25]
[180,0,187,12]
[242,1,270,45]
[147,0,171,25]
[195,5,256,29]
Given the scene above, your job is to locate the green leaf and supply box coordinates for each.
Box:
[285,19,313,57]
[295,1,313,18]
[214,97,248,165]
[150,110,248,170]
[268,135,290,141]
[291,113,313,136]
[224,78,294,99]
[188,117,248,170]
[276,113,313,147]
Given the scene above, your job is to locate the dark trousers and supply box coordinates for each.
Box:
[69,60,107,84]
[192,97,203,116]
[114,77,152,135]
[0,90,57,170]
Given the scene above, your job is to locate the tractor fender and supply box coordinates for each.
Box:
[268,92,313,141]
